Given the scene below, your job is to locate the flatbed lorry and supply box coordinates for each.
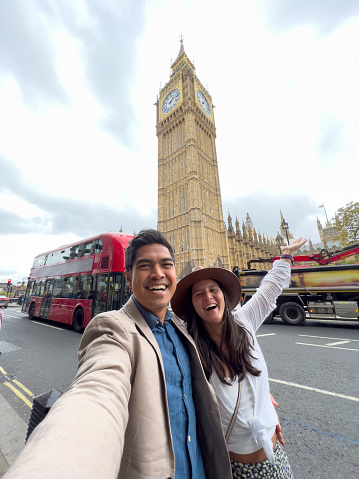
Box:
[233,243,359,326]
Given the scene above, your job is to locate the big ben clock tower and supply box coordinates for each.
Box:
[156,38,230,275]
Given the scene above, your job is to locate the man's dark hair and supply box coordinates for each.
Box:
[125,228,175,272]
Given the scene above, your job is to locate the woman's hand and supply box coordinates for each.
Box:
[281,237,307,257]
[270,394,285,446]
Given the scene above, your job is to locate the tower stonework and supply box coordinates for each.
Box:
[156,40,229,275]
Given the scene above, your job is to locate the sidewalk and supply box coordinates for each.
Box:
[1,305,27,476]
[0,450,9,479]
[0,389,28,476]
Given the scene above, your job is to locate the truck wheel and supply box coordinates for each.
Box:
[263,312,274,324]
[29,303,35,320]
[73,308,84,333]
[279,302,306,326]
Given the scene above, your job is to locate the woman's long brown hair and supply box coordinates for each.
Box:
[182,282,261,385]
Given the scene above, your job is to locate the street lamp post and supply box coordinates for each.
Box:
[281,218,290,246]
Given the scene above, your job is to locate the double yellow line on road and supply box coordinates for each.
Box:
[0,367,34,408]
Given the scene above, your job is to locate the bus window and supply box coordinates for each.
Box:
[40,279,54,318]
[78,242,89,257]
[95,240,103,254]
[22,280,36,312]
[62,277,74,298]
[53,278,64,298]
[108,274,123,311]
[48,250,62,265]
[89,240,97,255]
[38,279,46,296]
[74,276,82,298]
[61,248,70,261]
[93,274,108,316]
[84,276,93,298]
[35,280,44,296]
[122,276,132,305]
[28,280,36,297]
[33,255,46,268]
[69,245,79,260]
[74,275,92,299]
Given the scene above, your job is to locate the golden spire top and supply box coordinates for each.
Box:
[175,34,185,60]
[171,35,195,75]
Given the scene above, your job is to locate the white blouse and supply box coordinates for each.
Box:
[209,260,291,465]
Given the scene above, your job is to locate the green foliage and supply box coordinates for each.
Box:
[333,201,359,246]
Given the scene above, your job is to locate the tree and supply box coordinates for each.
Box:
[334,201,359,246]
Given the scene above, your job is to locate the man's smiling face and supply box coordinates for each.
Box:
[125,243,177,323]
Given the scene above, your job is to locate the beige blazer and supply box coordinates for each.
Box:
[5,298,231,479]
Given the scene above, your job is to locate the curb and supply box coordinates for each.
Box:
[0,394,27,475]
[0,448,9,478]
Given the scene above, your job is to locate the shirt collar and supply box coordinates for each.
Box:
[132,295,172,330]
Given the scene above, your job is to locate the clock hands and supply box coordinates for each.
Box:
[196,91,210,114]
[162,89,180,114]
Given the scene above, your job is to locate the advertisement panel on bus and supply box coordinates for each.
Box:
[240,264,359,290]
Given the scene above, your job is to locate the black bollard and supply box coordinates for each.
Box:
[26,389,63,442]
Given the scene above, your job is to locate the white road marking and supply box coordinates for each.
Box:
[326,340,351,346]
[299,334,359,342]
[256,333,276,338]
[269,378,359,402]
[32,321,63,330]
[296,342,359,352]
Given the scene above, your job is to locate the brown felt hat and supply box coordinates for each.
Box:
[171,266,241,320]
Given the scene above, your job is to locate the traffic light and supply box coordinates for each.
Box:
[7,279,11,285]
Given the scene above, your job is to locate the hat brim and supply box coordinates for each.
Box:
[171,267,241,320]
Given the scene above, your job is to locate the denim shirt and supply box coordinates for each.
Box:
[133,296,205,479]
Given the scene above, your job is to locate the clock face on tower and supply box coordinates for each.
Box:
[196,90,210,115]
[162,89,180,114]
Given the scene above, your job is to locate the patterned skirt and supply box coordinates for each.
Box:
[231,442,294,478]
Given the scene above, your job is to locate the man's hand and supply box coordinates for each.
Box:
[270,394,285,446]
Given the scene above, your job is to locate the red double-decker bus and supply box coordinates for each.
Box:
[22,232,134,332]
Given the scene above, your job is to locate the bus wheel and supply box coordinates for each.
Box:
[263,312,274,324]
[279,302,306,326]
[29,303,35,320]
[73,308,84,333]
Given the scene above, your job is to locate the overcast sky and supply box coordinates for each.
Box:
[1,0,359,284]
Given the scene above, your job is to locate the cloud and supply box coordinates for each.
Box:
[318,115,346,167]
[222,192,323,242]
[263,0,359,34]
[0,155,156,237]
[0,1,69,106]
[0,1,147,145]
[0,209,43,235]
[60,0,147,145]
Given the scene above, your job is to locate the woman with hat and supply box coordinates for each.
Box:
[171,237,307,478]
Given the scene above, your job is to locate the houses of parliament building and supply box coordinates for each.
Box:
[155,40,337,277]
